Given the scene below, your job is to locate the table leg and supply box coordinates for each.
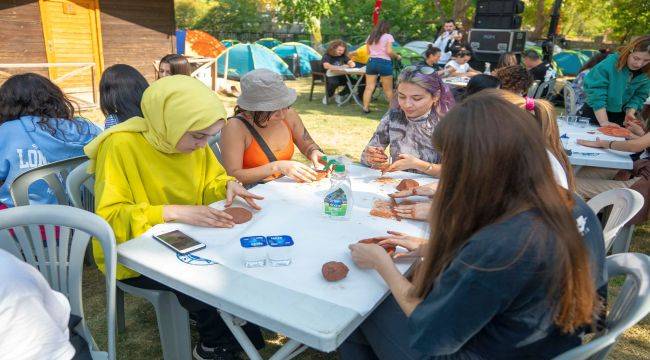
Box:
[219,311,310,360]
[337,75,364,108]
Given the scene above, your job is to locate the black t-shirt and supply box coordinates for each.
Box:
[322,53,350,67]
[529,62,555,82]
[408,196,606,359]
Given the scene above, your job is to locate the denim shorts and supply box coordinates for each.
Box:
[365,58,393,76]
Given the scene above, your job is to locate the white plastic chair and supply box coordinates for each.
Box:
[564,83,578,116]
[533,79,555,99]
[587,188,644,253]
[553,252,650,360]
[208,132,223,163]
[0,205,116,360]
[66,161,191,360]
[527,80,541,98]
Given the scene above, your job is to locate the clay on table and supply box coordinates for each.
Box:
[374,176,397,184]
[369,199,419,220]
[322,261,349,282]
[396,179,420,191]
[223,207,253,224]
[358,238,396,255]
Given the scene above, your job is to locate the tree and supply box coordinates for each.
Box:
[277,0,336,48]
[194,0,264,35]
[175,0,212,30]
[604,0,650,42]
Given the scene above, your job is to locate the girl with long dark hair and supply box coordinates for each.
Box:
[0,73,100,207]
[341,92,605,359]
[99,64,149,128]
[157,54,192,78]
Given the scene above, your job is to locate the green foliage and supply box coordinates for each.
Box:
[194,0,264,34]
[174,0,210,29]
[603,0,650,42]
[321,0,445,44]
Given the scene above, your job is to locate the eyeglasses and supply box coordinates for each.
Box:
[402,65,437,75]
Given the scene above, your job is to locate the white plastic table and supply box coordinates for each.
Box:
[327,67,366,108]
[558,121,633,172]
[117,165,432,359]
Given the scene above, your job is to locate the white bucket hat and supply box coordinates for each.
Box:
[236,69,297,111]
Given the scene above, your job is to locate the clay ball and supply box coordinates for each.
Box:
[223,207,253,224]
[358,238,396,255]
[396,179,420,191]
[322,261,349,282]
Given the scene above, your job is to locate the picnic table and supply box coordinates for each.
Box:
[558,120,633,173]
[326,66,366,108]
[117,164,433,359]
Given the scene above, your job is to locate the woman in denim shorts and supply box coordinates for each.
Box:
[362,20,400,114]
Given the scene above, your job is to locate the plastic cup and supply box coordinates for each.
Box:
[578,118,589,128]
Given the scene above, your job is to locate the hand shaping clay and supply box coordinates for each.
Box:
[396,179,420,191]
[314,170,329,181]
[358,238,396,255]
[223,207,253,224]
[322,261,349,282]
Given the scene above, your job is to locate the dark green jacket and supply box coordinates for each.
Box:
[584,53,650,113]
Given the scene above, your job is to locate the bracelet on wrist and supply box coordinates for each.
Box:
[608,141,614,150]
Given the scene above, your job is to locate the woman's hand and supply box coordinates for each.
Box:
[349,242,393,270]
[163,205,235,228]
[386,153,424,173]
[624,117,645,137]
[393,201,432,221]
[309,149,326,169]
[599,121,621,128]
[226,180,263,210]
[390,183,438,198]
[375,230,426,253]
[275,160,318,182]
[362,146,389,167]
[577,137,609,149]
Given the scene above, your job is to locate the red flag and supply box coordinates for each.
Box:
[373,0,383,25]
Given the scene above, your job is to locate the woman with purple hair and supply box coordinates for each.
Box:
[360,65,455,177]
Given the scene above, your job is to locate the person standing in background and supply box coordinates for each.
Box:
[432,20,457,66]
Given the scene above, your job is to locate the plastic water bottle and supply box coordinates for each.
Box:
[484,62,491,74]
[323,165,353,220]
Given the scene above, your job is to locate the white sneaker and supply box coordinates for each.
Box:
[322,95,328,105]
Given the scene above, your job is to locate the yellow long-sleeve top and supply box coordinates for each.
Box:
[93,132,234,279]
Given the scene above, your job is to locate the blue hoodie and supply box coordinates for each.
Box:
[0,116,101,207]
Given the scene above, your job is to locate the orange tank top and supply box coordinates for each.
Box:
[242,119,295,169]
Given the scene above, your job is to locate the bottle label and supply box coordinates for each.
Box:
[324,188,348,217]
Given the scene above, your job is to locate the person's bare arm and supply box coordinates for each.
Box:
[322,61,338,71]
[287,108,325,166]
[219,120,279,184]
[577,133,650,153]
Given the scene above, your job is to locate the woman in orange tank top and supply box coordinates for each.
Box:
[220,69,326,185]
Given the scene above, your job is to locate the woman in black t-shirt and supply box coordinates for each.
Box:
[321,40,356,105]
[340,92,605,359]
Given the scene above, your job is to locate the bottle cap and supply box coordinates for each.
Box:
[334,164,345,173]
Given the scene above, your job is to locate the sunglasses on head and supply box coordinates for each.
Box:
[402,65,437,75]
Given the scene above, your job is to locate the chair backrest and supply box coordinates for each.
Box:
[0,205,116,360]
[65,160,95,211]
[10,155,88,206]
[208,132,223,162]
[527,80,541,97]
[564,83,578,115]
[553,253,650,360]
[533,79,554,99]
[587,188,644,252]
[310,60,325,77]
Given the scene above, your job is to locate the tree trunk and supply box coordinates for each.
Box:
[452,0,473,30]
[309,16,323,49]
[532,0,548,40]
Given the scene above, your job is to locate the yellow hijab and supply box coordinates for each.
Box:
[84,75,227,173]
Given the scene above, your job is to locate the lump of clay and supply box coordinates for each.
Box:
[396,179,420,191]
[223,207,253,224]
[314,170,329,181]
[322,261,349,282]
[358,238,396,255]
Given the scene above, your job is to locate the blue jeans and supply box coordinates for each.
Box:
[366,58,393,77]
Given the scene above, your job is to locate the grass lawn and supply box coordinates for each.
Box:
[80,78,649,359]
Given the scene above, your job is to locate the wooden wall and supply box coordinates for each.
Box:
[99,0,175,82]
[0,1,48,77]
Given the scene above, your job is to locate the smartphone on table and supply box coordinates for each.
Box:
[153,230,205,254]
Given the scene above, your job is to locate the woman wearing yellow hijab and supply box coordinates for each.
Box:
[86,75,265,357]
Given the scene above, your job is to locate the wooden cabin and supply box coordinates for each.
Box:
[0,0,175,103]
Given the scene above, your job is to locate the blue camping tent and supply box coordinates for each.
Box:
[217,43,295,80]
[273,42,322,76]
[553,50,590,76]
